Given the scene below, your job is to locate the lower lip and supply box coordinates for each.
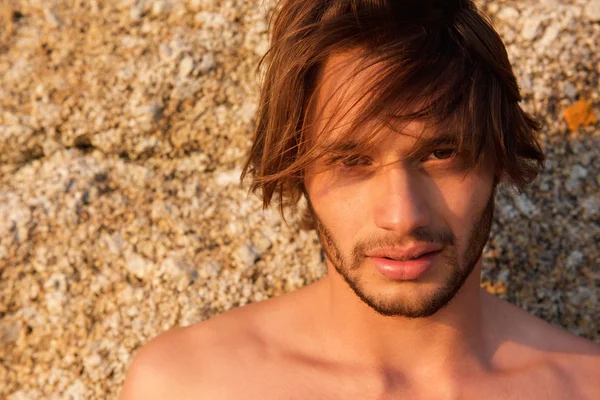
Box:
[369,250,442,281]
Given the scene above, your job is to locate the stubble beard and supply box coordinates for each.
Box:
[305,187,496,318]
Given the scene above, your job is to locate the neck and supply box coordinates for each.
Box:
[314,258,495,382]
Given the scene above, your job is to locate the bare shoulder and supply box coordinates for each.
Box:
[485,290,599,351]
[118,324,199,400]
[508,298,599,353]
[485,291,600,397]
[550,330,600,398]
[543,337,600,400]
[118,305,265,399]
[122,282,324,398]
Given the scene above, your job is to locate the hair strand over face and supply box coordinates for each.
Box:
[240,0,545,230]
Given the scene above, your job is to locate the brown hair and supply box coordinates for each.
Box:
[240,0,545,230]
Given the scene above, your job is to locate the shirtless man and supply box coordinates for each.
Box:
[120,1,600,399]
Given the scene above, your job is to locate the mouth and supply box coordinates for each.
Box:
[365,244,444,261]
[380,250,440,261]
[382,254,424,261]
[369,250,443,280]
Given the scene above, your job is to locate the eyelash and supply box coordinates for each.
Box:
[426,148,457,161]
[331,148,457,168]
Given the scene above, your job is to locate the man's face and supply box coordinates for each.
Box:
[303,52,497,318]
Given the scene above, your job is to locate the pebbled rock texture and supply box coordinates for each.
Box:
[0,0,598,398]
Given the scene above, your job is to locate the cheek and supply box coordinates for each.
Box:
[307,176,367,244]
[437,175,492,241]
[307,166,494,247]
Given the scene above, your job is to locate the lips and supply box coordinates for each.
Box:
[366,244,443,261]
[369,250,442,280]
[382,253,430,261]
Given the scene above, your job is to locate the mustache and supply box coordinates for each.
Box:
[352,227,456,257]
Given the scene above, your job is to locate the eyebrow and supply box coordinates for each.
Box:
[417,133,459,148]
[330,140,360,153]
[329,132,458,155]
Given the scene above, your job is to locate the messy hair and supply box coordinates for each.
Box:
[240,0,545,230]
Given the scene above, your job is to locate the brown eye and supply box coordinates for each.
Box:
[426,148,456,161]
[341,155,371,167]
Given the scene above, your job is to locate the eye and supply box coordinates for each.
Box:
[423,148,456,161]
[340,155,372,168]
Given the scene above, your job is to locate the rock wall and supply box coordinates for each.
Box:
[0,0,598,398]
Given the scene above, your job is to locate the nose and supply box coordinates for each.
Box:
[372,165,431,235]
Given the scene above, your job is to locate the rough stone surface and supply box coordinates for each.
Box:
[564,99,598,131]
[0,0,598,398]
[583,0,600,21]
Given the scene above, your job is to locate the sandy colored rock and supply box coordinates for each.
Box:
[0,0,598,399]
[583,0,600,21]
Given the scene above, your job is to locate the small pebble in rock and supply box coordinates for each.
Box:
[583,0,600,22]
[179,56,195,78]
[152,0,170,16]
[563,82,577,99]
[251,232,272,254]
[512,193,539,217]
[579,196,600,219]
[238,102,257,123]
[565,164,589,193]
[203,262,223,277]
[189,0,203,12]
[565,250,584,270]
[235,243,260,267]
[126,252,154,279]
[64,380,86,399]
[539,25,560,48]
[521,18,541,41]
[198,53,215,73]
[159,43,173,60]
[215,168,242,187]
[497,7,520,23]
[0,320,21,345]
[43,8,61,28]
[130,5,143,21]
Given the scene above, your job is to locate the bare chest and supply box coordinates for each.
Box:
[186,359,586,400]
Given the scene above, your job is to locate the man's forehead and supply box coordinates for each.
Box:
[307,50,449,143]
[307,51,374,137]
[313,109,447,149]
[323,119,430,144]
[319,50,366,92]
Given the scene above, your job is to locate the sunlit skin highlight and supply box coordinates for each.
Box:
[305,126,496,318]
[303,50,497,317]
[293,52,506,384]
[119,2,600,398]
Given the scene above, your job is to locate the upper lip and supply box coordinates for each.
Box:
[366,244,443,260]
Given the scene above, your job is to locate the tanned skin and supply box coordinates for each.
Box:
[120,52,600,400]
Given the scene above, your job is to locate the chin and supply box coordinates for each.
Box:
[345,260,472,318]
